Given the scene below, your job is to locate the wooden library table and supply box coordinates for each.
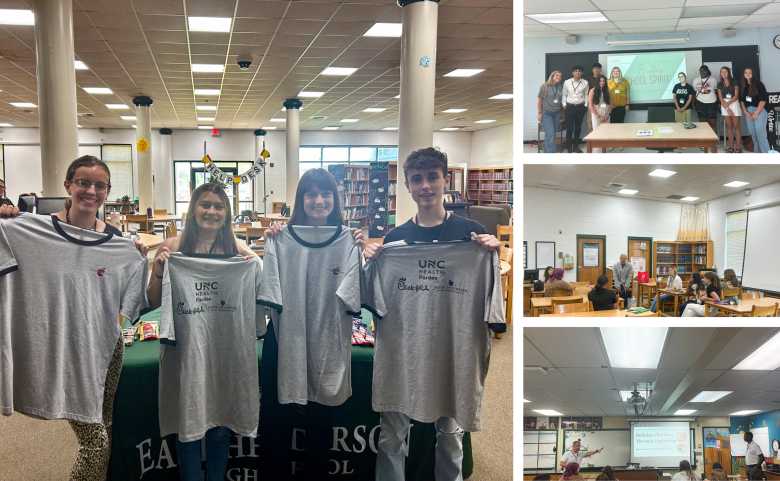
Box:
[656,288,695,317]
[704,298,780,317]
[540,309,658,318]
[127,233,163,250]
[583,122,718,152]
[530,295,587,317]
[636,281,658,308]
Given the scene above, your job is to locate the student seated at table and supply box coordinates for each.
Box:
[706,467,728,481]
[673,460,701,481]
[544,268,575,297]
[651,267,682,313]
[682,272,722,317]
[541,265,554,283]
[677,273,702,316]
[748,467,766,481]
[588,275,617,310]
[723,268,741,303]
[560,462,580,481]
[602,466,619,481]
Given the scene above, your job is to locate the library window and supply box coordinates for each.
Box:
[299,146,398,178]
[726,210,747,276]
[101,145,134,200]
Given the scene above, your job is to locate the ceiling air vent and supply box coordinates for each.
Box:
[309,116,327,120]
[666,195,685,200]
[605,182,626,189]
[452,117,467,121]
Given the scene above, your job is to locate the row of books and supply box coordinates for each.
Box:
[678,246,692,253]
[387,183,397,195]
[677,256,692,263]
[657,246,672,253]
[694,245,707,253]
[345,170,367,180]
[658,265,693,274]
[467,171,512,180]
[694,256,707,264]
[344,194,366,206]
[344,184,367,193]
[657,255,675,264]
[492,193,509,202]
[344,208,367,220]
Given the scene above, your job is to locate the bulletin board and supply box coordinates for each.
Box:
[536,242,555,270]
[628,237,652,277]
[524,430,558,470]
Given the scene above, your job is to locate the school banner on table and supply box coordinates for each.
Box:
[767,91,779,151]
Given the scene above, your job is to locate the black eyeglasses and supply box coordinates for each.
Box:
[72,179,111,192]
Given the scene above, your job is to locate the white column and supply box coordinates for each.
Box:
[33,0,79,196]
[133,96,154,212]
[158,128,172,213]
[284,99,302,207]
[254,129,268,214]
[397,0,439,224]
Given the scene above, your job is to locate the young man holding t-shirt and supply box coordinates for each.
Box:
[363,147,502,481]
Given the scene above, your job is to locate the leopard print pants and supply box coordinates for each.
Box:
[68,334,124,481]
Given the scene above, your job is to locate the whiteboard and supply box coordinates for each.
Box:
[564,430,631,468]
[730,434,748,456]
[536,242,555,269]
[752,427,770,458]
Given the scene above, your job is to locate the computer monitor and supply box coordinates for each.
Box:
[36,197,67,215]
[17,196,35,213]
[524,269,539,282]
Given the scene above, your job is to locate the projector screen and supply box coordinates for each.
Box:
[630,421,692,468]
[598,50,703,104]
[741,203,780,294]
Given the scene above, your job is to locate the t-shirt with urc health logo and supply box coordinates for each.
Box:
[0,213,149,424]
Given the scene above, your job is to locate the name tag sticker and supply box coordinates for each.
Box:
[615,89,620,94]
[680,98,685,104]
[726,94,732,99]
[553,99,558,103]
[746,96,752,102]
[600,103,606,108]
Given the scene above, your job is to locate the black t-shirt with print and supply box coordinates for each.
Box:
[672,83,696,110]
[705,284,721,300]
[384,212,487,244]
[588,288,617,311]
[740,80,770,112]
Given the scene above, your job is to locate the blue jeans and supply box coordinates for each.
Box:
[176,426,231,481]
[746,106,770,153]
[541,110,562,153]
[651,294,673,313]
[617,287,630,309]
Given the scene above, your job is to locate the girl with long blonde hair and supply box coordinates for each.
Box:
[537,70,563,153]
[607,66,631,149]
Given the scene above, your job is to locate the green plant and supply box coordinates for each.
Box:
[121,195,131,203]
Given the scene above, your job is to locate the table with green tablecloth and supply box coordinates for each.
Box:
[108,309,473,480]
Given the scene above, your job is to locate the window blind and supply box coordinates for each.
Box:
[101,145,133,199]
[726,210,747,276]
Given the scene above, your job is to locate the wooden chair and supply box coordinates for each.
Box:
[251,212,260,221]
[496,225,513,250]
[750,303,779,317]
[153,209,167,218]
[246,227,265,246]
[553,303,590,314]
[552,289,573,297]
[164,222,177,239]
[741,291,759,300]
[124,214,150,233]
[551,297,582,310]
[497,247,513,337]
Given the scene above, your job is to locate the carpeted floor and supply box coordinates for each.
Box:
[0,324,513,481]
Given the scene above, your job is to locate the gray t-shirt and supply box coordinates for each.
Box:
[0,213,148,423]
[158,253,265,442]
[258,225,361,406]
[361,240,505,431]
[538,83,563,112]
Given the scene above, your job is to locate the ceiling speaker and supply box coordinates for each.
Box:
[565,35,577,44]
[723,29,736,38]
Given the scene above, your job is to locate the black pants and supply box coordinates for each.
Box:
[617,287,630,308]
[565,104,587,150]
[611,105,626,123]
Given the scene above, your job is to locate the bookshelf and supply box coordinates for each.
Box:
[652,240,714,279]
[327,164,370,228]
[466,166,513,207]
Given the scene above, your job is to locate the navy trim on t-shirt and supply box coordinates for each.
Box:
[287,224,343,248]
[256,299,283,314]
[179,252,240,259]
[0,265,19,277]
[51,215,114,246]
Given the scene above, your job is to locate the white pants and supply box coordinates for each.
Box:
[591,109,610,153]
[682,303,717,317]
[376,412,464,481]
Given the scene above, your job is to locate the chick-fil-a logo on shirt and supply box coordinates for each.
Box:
[94,266,111,278]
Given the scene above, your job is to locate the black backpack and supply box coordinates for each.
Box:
[533,280,544,292]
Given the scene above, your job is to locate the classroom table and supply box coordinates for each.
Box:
[523,283,533,312]
[583,122,718,153]
[530,295,587,317]
[704,298,780,317]
[108,309,475,481]
[262,213,290,222]
[523,468,659,481]
[233,221,266,235]
[655,288,695,317]
[540,309,657,317]
[636,281,658,309]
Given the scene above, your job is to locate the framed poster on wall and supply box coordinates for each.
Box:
[536,241,555,269]
[582,243,600,267]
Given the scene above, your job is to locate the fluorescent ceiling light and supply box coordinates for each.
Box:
[489,93,514,99]
[533,410,563,416]
[197,105,217,111]
[681,196,700,201]
[526,12,608,24]
[261,126,277,130]
[120,116,136,120]
[675,410,697,415]
[197,116,214,121]
[363,108,387,112]
[619,189,638,195]
[77,124,82,128]
[724,181,749,187]
[83,87,113,94]
[538,180,560,186]
[364,23,402,37]
[10,102,37,108]
[321,67,358,76]
[731,410,760,416]
[341,119,359,122]
[131,124,136,128]
[734,332,780,370]
[192,64,224,73]
[441,127,460,131]
[0,123,12,127]
[444,69,484,77]
[691,391,732,403]
[607,37,689,46]
[270,118,285,122]
[649,169,677,177]
[443,109,467,113]
[394,95,400,99]
[198,125,214,130]
[475,119,496,123]
[188,16,232,32]
[74,61,89,70]
[323,127,340,130]
[523,399,530,403]
[194,89,220,95]
[382,127,398,130]
[299,91,324,98]
[105,104,129,109]
[0,9,34,25]
[600,327,668,368]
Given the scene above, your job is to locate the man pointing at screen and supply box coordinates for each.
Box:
[559,441,604,469]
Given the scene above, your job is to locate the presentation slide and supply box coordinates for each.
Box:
[598,51,703,104]
[630,421,692,468]
[741,203,780,294]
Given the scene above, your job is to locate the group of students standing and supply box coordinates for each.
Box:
[537,61,772,154]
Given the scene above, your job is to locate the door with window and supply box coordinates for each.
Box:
[577,235,606,286]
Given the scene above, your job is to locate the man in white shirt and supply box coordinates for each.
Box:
[562,65,590,154]
[559,440,604,469]
[651,267,683,313]
[744,431,765,474]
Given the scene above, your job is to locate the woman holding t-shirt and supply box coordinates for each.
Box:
[672,73,696,122]
[0,155,148,480]
[537,71,564,153]
[740,68,771,153]
[718,67,742,153]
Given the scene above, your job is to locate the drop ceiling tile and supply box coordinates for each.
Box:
[604,8,683,20]
[706,370,773,391]
[559,368,617,390]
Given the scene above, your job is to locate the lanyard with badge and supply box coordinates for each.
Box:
[551,85,559,104]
